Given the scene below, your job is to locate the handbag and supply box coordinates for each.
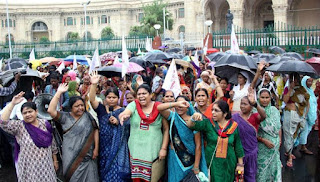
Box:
[151,157,165,182]
[180,171,200,182]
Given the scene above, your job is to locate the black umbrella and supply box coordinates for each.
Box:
[144,51,173,61]
[247,50,261,55]
[207,52,227,62]
[97,66,122,78]
[306,48,320,55]
[253,53,276,63]
[267,56,300,65]
[266,59,317,77]
[129,56,153,68]
[0,68,43,87]
[5,62,28,70]
[214,54,257,84]
[192,50,203,56]
[149,59,168,64]
[269,46,286,54]
[186,47,196,51]
[168,53,184,59]
[5,58,27,64]
[167,48,181,53]
[282,52,304,61]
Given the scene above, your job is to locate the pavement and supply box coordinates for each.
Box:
[0,130,319,182]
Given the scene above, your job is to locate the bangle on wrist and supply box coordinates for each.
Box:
[54,161,59,163]
[237,163,244,167]
[192,168,199,171]
[169,102,172,108]
[161,148,167,151]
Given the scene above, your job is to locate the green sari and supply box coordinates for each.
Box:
[256,103,282,182]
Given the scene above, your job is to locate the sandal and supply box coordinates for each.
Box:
[300,148,313,155]
[286,159,293,167]
[284,153,296,159]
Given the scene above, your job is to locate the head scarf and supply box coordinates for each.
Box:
[68,81,80,97]
[68,70,77,81]
[62,75,71,83]
[258,71,277,96]
[131,74,141,92]
[232,71,251,101]
[301,76,317,125]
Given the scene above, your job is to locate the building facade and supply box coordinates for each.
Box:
[0,0,319,43]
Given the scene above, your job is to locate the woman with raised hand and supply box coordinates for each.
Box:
[0,92,58,182]
[256,88,282,181]
[47,83,99,182]
[119,84,169,182]
[89,71,131,181]
[232,87,266,182]
[157,95,208,182]
[191,100,244,182]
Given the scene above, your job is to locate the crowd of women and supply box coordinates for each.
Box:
[0,51,319,182]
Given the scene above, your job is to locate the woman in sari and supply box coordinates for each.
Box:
[0,92,58,182]
[48,83,99,182]
[89,71,131,181]
[157,96,208,181]
[283,72,310,167]
[68,81,80,97]
[119,84,169,182]
[195,71,214,97]
[256,71,279,108]
[256,88,282,182]
[232,87,266,182]
[294,76,317,154]
[192,100,245,182]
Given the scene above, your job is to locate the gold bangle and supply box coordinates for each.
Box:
[54,161,58,163]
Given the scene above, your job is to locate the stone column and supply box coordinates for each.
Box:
[184,0,199,35]
[272,4,288,29]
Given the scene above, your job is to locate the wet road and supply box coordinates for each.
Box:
[0,130,319,182]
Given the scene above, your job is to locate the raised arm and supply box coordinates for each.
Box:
[119,108,132,125]
[1,91,25,121]
[48,83,68,119]
[89,71,100,109]
[248,87,266,121]
[157,101,190,120]
[251,61,266,89]
[210,71,223,101]
[0,73,20,96]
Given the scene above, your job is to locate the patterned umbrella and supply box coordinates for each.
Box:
[100,52,118,62]
[306,57,320,75]
[113,62,144,73]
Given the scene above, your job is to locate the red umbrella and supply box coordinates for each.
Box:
[306,57,320,75]
[207,48,219,54]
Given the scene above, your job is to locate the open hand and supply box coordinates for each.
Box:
[119,114,130,125]
[191,113,203,121]
[57,83,69,93]
[258,60,266,71]
[159,149,167,160]
[12,92,25,105]
[90,71,100,85]
[247,87,256,106]
[176,101,190,108]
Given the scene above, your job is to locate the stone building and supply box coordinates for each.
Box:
[0,0,319,43]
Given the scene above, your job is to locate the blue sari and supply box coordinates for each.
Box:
[167,111,207,182]
[94,104,131,182]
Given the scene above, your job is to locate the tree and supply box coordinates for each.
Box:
[129,26,144,36]
[129,0,174,37]
[101,27,115,39]
[68,32,80,42]
[40,36,49,43]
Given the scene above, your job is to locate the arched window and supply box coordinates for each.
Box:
[101,15,107,24]
[83,31,92,40]
[179,25,185,33]
[32,22,48,31]
[5,19,13,27]
[82,16,91,25]
[5,34,14,44]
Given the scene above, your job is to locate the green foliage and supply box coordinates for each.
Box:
[39,36,49,43]
[101,27,115,39]
[68,32,80,42]
[129,0,174,36]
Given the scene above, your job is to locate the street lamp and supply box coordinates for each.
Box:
[5,0,12,58]
[205,20,213,34]
[81,1,91,49]
[154,24,161,36]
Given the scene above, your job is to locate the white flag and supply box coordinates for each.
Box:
[90,48,100,74]
[162,59,181,98]
[56,61,65,74]
[122,35,129,78]
[29,48,35,61]
[137,47,141,55]
[203,35,209,56]
[0,58,3,71]
[193,50,200,67]
[146,37,153,52]
[230,24,240,54]
[73,54,77,70]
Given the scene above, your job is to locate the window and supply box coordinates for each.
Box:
[67,17,73,26]
[64,19,66,26]
[101,15,107,24]
[81,16,91,25]
[5,19,13,27]
[1,20,3,27]
[81,18,83,25]
[74,18,76,25]
[179,25,185,33]
[13,20,15,27]
[138,13,144,22]
[178,8,184,18]
[108,16,111,24]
